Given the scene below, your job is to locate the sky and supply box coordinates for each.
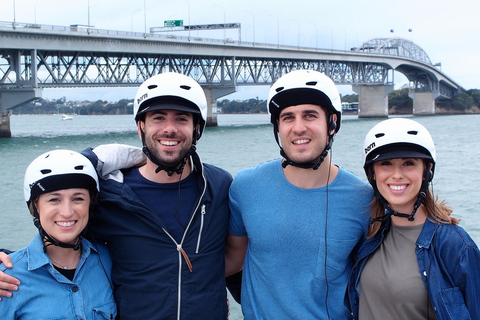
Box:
[1,0,479,102]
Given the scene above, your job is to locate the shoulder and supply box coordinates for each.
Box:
[234,158,281,182]
[334,167,373,196]
[0,248,28,274]
[203,163,233,181]
[435,223,479,249]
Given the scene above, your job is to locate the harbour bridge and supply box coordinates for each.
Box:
[0,21,462,137]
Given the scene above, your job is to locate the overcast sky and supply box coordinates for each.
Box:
[1,0,479,102]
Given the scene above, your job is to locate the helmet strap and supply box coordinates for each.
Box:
[372,172,430,223]
[32,208,83,253]
[278,128,335,171]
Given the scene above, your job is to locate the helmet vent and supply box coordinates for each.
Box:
[147,85,158,90]
[180,85,191,90]
[40,169,52,175]
[275,86,284,93]
[74,165,84,170]
[407,130,418,135]
[375,133,385,138]
[305,81,317,86]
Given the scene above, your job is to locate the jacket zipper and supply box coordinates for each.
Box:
[196,204,206,253]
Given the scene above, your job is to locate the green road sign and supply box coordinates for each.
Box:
[164,20,184,27]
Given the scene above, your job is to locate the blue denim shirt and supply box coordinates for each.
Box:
[349,218,480,320]
[0,234,116,320]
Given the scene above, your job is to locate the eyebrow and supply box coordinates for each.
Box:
[280,109,320,117]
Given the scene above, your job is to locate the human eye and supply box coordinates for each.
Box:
[403,159,417,166]
[379,160,392,166]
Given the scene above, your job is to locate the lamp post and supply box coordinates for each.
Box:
[308,23,318,49]
[269,15,279,48]
[184,0,190,40]
[144,0,147,33]
[131,10,141,32]
[214,4,226,40]
[12,0,16,27]
[244,10,255,44]
[290,19,300,48]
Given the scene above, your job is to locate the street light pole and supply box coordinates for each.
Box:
[269,15,279,48]
[131,10,141,32]
[214,4,226,40]
[244,10,255,44]
[290,19,300,48]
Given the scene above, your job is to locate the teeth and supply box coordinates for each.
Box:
[57,221,75,227]
[294,139,310,144]
[390,185,406,191]
[161,140,178,146]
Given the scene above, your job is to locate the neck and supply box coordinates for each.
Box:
[140,158,192,183]
[391,205,427,226]
[46,243,82,269]
[283,158,338,189]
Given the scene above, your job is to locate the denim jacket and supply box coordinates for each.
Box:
[349,218,480,320]
[0,234,116,320]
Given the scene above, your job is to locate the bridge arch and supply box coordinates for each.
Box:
[355,38,432,65]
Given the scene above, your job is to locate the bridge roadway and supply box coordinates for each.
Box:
[0,21,463,137]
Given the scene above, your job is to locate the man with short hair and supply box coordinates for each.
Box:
[0,72,233,320]
[225,69,373,319]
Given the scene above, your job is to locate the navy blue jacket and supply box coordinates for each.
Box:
[82,145,232,320]
[349,218,480,320]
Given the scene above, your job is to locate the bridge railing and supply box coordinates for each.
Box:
[0,20,355,54]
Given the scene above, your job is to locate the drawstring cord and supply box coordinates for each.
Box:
[177,245,193,272]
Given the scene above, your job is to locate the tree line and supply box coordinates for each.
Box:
[11,89,480,115]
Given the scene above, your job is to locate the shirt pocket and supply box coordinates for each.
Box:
[440,287,471,319]
[92,301,117,320]
[315,237,357,281]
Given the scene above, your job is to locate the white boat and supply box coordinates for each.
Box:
[61,114,73,120]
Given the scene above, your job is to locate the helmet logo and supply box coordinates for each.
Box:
[36,182,45,191]
[365,142,376,154]
[137,93,148,105]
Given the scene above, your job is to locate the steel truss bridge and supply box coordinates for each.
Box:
[0,20,463,136]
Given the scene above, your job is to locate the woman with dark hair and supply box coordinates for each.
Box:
[349,118,480,320]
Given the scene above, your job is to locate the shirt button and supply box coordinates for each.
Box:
[72,286,79,292]
[423,271,427,277]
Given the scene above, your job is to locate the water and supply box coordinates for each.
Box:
[1,113,480,319]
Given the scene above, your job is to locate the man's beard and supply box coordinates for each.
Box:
[146,134,192,168]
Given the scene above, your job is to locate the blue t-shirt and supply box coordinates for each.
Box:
[229,158,372,320]
[124,167,200,242]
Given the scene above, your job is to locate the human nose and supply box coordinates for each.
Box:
[292,118,306,134]
[59,201,75,217]
[163,117,178,134]
[391,164,404,179]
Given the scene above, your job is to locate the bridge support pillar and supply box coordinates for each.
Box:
[0,111,12,138]
[0,88,43,138]
[203,87,237,127]
[353,84,394,118]
[410,91,436,115]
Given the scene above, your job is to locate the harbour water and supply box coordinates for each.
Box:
[1,113,479,319]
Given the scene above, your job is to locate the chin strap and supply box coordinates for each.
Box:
[139,123,197,177]
[33,214,83,253]
[373,177,429,223]
[280,134,334,170]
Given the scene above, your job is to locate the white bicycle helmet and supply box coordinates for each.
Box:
[133,72,208,139]
[24,149,99,207]
[267,69,342,133]
[363,118,436,175]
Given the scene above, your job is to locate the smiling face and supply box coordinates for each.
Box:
[373,158,425,213]
[139,109,195,168]
[277,104,332,165]
[36,188,90,245]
